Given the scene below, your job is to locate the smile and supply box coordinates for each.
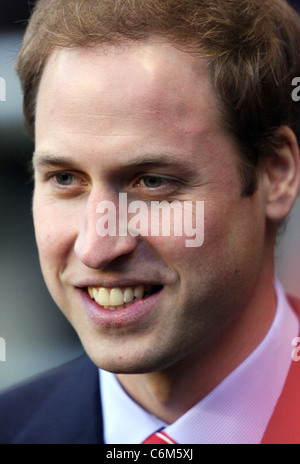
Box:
[87,285,162,311]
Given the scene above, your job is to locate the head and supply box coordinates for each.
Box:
[18,0,300,195]
[17,0,300,373]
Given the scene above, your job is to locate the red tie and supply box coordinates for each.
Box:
[142,431,177,444]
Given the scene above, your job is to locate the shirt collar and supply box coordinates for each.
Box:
[100,368,166,444]
[99,280,299,444]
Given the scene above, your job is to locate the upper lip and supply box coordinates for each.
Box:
[75,278,163,289]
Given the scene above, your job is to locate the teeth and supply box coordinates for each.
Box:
[96,288,110,307]
[110,288,124,306]
[124,288,134,303]
[134,285,144,299]
[88,285,146,309]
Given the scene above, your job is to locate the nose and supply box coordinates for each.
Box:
[74,189,138,269]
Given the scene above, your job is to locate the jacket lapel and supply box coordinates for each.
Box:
[261,296,300,444]
[14,355,104,444]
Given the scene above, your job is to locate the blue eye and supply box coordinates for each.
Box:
[55,173,74,186]
[142,176,164,189]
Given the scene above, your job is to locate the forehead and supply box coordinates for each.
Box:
[39,41,213,103]
[37,41,221,125]
[35,40,231,169]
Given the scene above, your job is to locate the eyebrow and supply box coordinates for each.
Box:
[123,154,196,176]
[32,150,197,177]
[32,152,81,170]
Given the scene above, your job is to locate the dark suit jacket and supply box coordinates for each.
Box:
[1,296,300,444]
[0,355,103,444]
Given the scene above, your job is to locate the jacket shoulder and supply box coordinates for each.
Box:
[0,355,103,444]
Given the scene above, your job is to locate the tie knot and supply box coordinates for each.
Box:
[142,431,177,444]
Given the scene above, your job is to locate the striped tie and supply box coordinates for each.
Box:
[142,431,177,444]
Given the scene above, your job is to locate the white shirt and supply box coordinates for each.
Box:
[99,280,299,444]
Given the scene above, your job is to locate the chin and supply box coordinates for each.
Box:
[84,344,174,375]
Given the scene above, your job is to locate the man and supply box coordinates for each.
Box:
[1,0,300,444]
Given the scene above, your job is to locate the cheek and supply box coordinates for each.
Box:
[199,196,266,287]
[33,195,78,272]
[149,195,263,281]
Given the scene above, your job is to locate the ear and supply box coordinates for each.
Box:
[265,126,300,222]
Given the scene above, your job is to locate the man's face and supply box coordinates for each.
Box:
[33,41,270,373]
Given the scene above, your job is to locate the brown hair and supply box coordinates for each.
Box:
[16,0,300,195]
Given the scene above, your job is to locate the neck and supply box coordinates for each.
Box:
[117,274,277,424]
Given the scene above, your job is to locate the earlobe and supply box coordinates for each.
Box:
[265,126,300,222]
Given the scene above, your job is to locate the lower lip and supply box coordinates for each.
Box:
[78,288,163,328]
